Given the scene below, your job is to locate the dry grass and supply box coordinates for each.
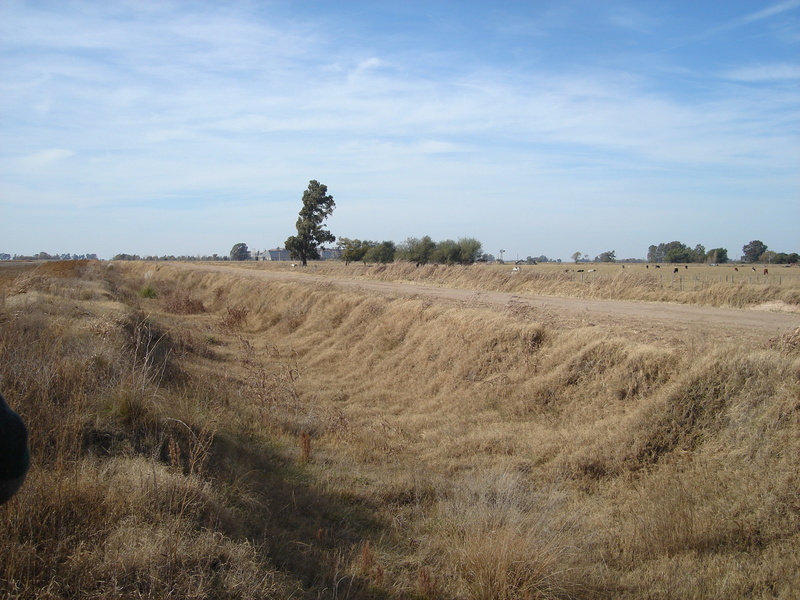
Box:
[1,260,798,599]
[216,259,800,310]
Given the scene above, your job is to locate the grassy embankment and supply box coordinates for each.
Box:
[1,259,798,599]
[217,259,800,310]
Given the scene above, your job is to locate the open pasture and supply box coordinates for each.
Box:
[514,260,796,286]
[215,258,800,311]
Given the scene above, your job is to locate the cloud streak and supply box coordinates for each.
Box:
[739,0,800,24]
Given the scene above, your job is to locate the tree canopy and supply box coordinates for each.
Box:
[742,240,767,263]
[648,241,708,263]
[364,241,396,264]
[229,243,250,261]
[397,236,437,266]
[395,236,481,266]
[285,180,336,266]
[705,248,729,264]
[338,238,371,265]
[596,250,616,262]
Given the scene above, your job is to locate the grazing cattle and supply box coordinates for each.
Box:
[0,393,29,505]
[673,267,679,274]
[587,269,596,272]
[655,265,661,269]
[512,266,521,272]
[752,267,756,272]
[735,267,739,272]
[764,268,769,275]
[685,265,688,270]
[577,269,584,273]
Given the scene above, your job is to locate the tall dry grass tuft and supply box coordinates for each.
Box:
[219,305,249,331]
[420,471,584,600]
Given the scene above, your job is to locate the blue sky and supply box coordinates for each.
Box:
[1,1,798,261]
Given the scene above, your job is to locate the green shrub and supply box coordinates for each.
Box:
[139,284,157,299]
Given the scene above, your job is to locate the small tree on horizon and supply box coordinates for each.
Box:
[285,180,336,266]
[457,237,483,265]
[338,237,371,265]
[742,240,767,263]
[398,236,437,266]
[229,242,250,261]
[596,250,616,262]
[364,241,396,263]
[571,251,582,264]
[705,248,728,263]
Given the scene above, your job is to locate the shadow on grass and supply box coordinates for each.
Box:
[207,430,405,600]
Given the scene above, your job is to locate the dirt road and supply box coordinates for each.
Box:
[171,262,800,346]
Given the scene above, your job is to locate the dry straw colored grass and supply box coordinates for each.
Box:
[214,258,800,310]
[1,259,798,599]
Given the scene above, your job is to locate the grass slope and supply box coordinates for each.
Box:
[1,260,798,599]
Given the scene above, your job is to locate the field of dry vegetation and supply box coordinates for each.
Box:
[1,259,798,599]
[214,259,800,310]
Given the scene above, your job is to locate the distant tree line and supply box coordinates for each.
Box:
[337,236,483,266]
[647,240,798,264]
[595,250,616,262]
[741,240,799,264]
[279,181,487,267]
[113,254,230,261]
[647,242,721,264]
[1,252,98,261]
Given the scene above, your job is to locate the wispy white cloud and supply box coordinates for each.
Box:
[15,148,75,168]
[723,63,800,82]
[739,0,800,24]
[707,0,800,35]
[349,57,387,79]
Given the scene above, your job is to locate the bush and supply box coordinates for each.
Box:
[139,284,157,299]
[163,291,205,314]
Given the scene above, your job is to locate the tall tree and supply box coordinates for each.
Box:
[742,240,767,263]
[229,242,250,261]
[285,180,336,266]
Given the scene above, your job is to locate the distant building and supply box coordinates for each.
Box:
[256,246,342,261]
[320,247,342,261]
[258,248,291,261]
